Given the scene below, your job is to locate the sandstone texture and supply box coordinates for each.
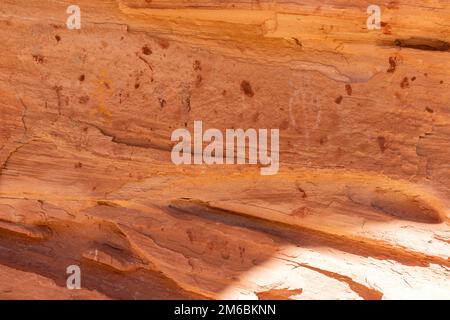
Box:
[0,0,449,299]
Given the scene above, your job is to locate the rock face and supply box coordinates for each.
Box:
[0,0,449,299]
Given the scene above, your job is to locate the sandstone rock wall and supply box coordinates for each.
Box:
[0,0,449,299]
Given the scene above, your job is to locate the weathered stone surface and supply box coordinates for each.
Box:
[0,0,449,299]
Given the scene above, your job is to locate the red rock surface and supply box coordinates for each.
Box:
[0,0,449,299]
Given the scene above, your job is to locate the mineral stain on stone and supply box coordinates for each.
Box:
[32,54,44,64]
[158,38,170,49]
[240,80,254,97]
[79,96,89,104]
[195,74,202,88]
[377,136,387,153]
[400,77,409,88]
[142,45,152,55]
[193,60,201,71]
[345,84,352,96]
[387,57,397,73]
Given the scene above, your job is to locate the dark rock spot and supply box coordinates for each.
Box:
[377,136,387,153]
[425,107,434,113]
[296,185,307,198]
[32,54,44,64]
[74,162,83,169]
[195,74,202,87]
[240,80,254,97]
[345,84,352,96]
[142,45,152,55]
[381,22,392,35]
[134,83,140,89]
[400,77,409,88]
[334,95,343,104]
[182,95,191,112]
[158,39,170,49]
[55,35,61,42]
[292,38,302,47]
[319,136,328,145]
[193,60,201,71]
[387,56,397,73]
[78,74,85,82]
[411,76,416,81]
[79,96,89,104]
[221,252,230,260]
[186,230,194,243]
